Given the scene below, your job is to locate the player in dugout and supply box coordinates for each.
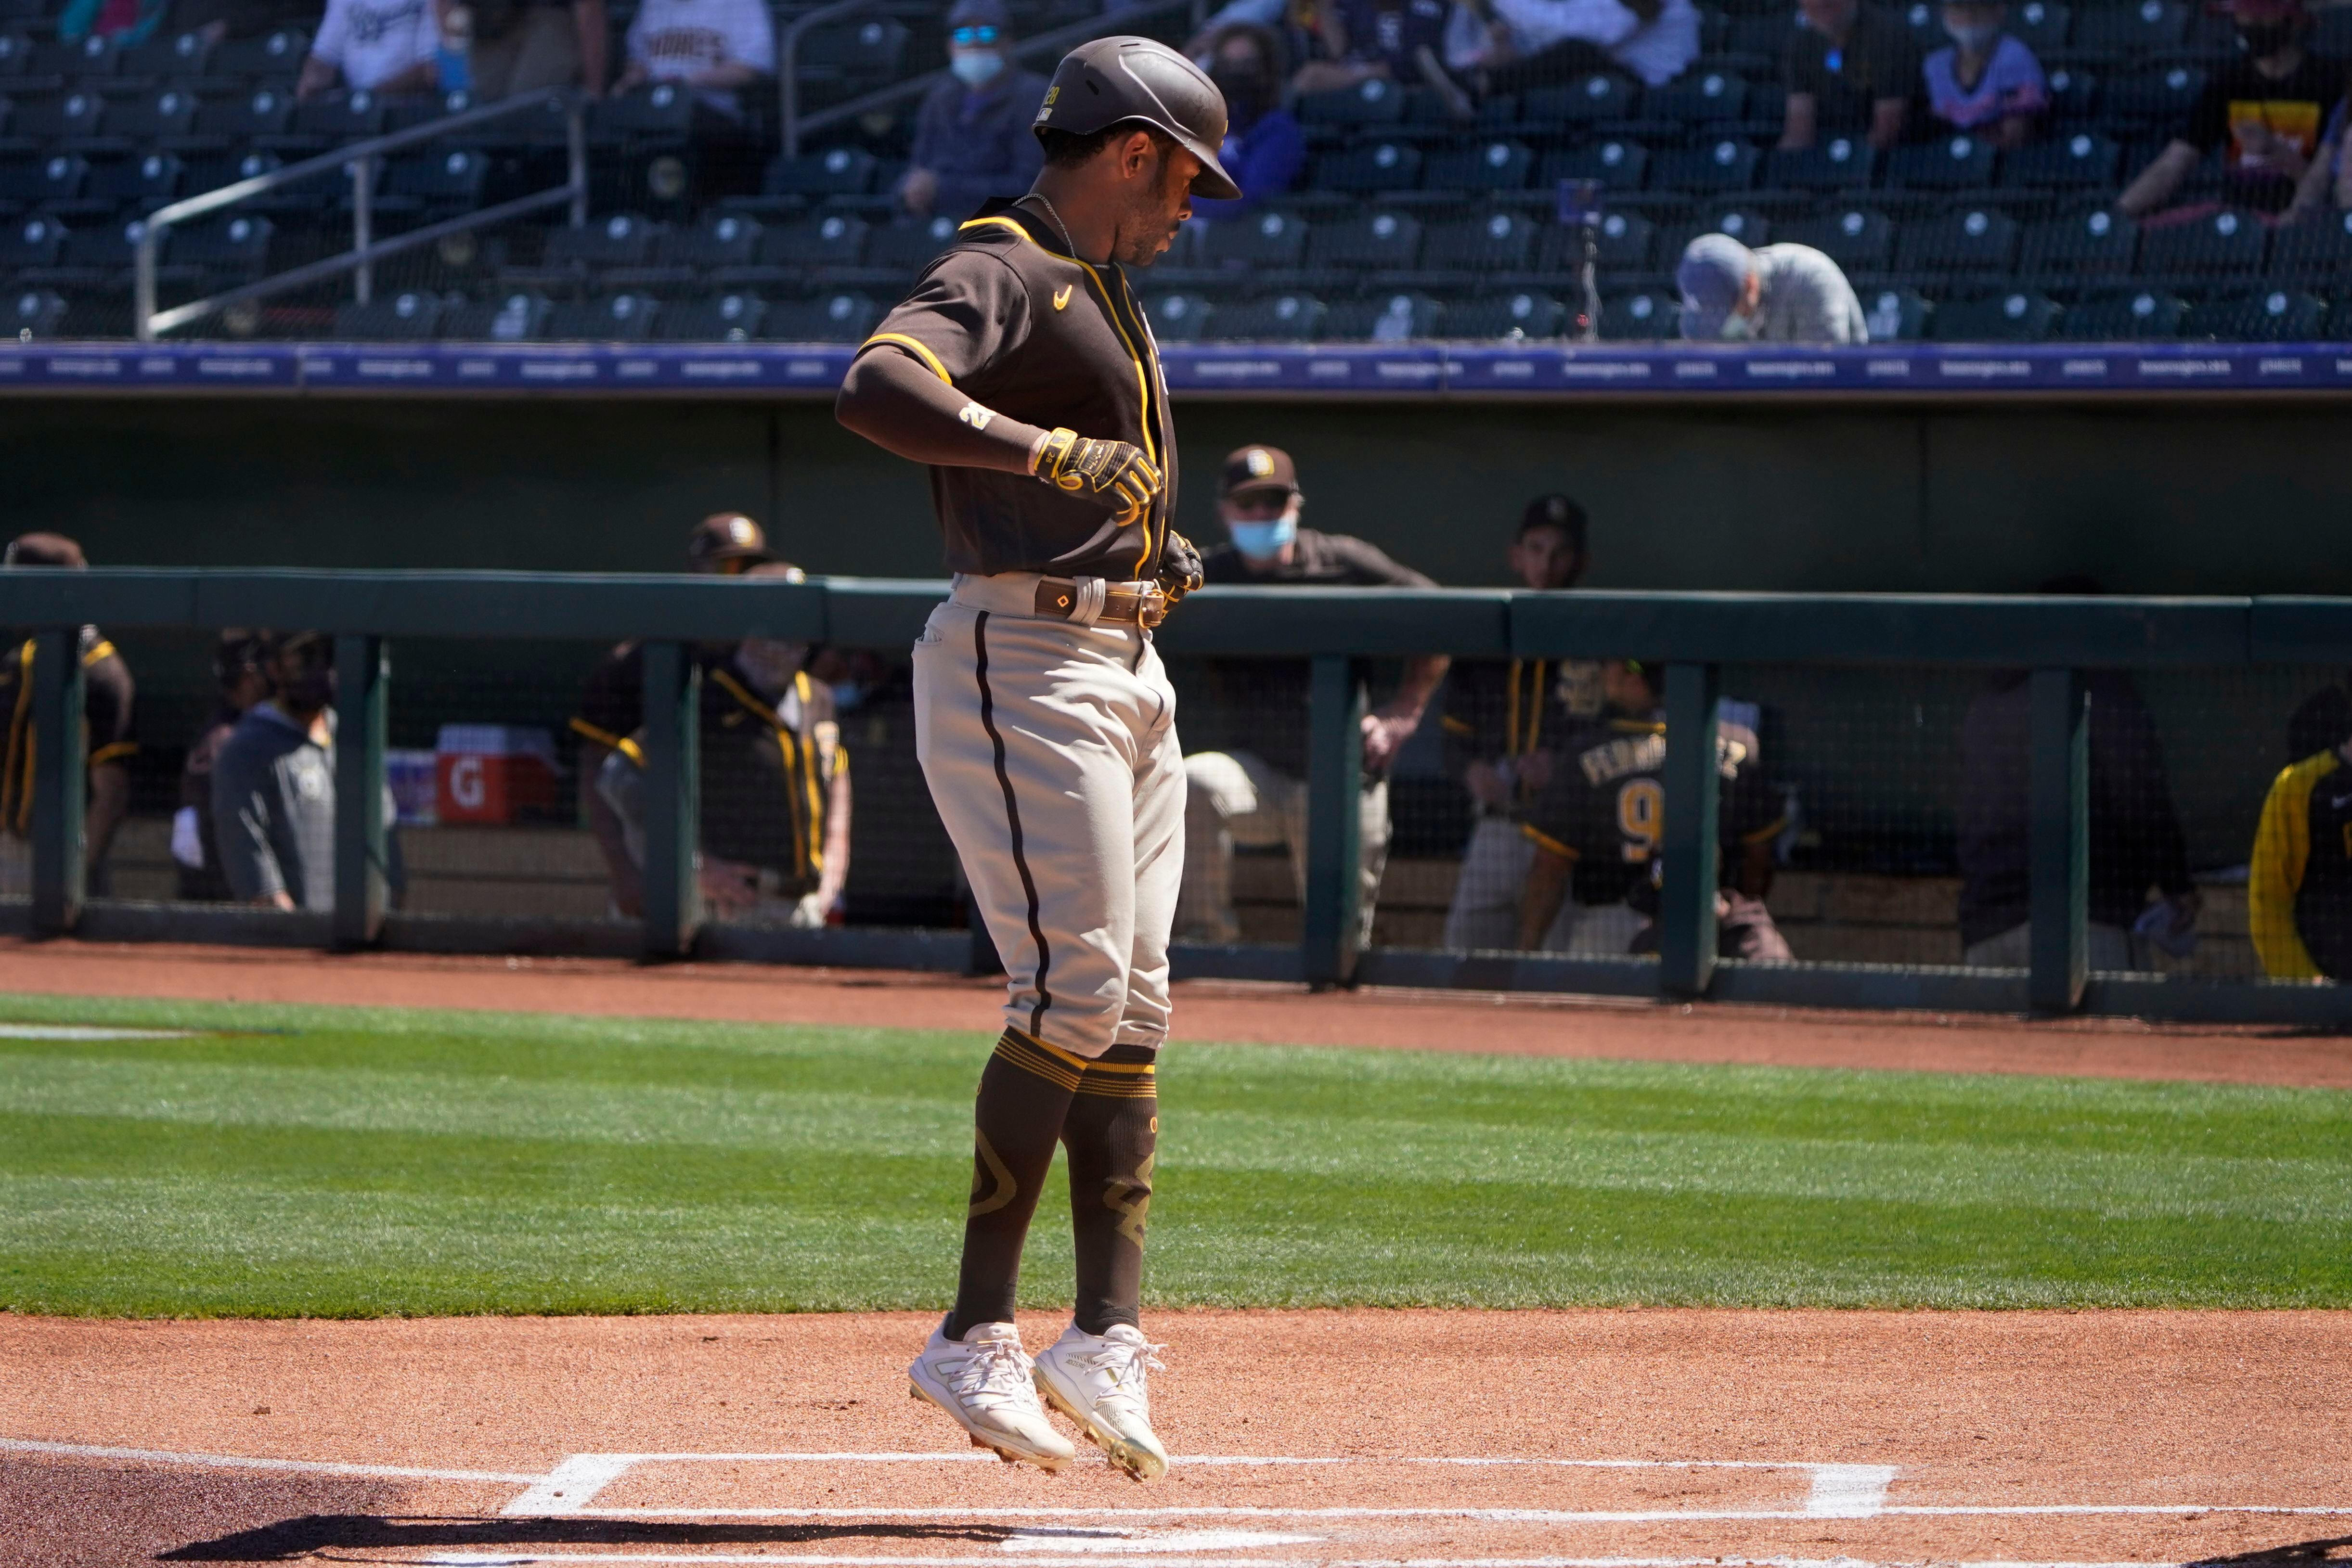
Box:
[1436,494,1605,952]
[2248,717,2352,980]
[593,560,851,928]
[1173,445,1448,949]
[1514,657,1792,960]
[572,512,779,917]
[173,629,275,903]
[0,533,136,899]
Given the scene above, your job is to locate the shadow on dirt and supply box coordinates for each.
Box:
[2190,1538,2352,1565]
[162,1515,1041,1561]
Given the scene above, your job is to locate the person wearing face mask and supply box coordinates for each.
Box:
[1676,230,1867,344]
[1921,0,2045,147]
[2118,0,2344,219]
[595,561,852,930]
[1777,0,1919,151]
[210,632,342,912]
[897,0,1049,220]
[1189,23,1305,221]
[1173,446,1448,949]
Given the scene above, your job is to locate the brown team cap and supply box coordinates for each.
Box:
[687,512,774,569]
[3,532,87,568]
[1221,445,1298,499]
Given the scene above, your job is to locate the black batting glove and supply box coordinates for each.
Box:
[1033,426,1163,528]
[1157,529,1204,605]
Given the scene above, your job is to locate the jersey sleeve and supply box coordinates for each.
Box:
[1519,754,1586,861]
[81,644,135,767]
[571,643,643,754]
[2249,754,2330,979]
[311,0,349,65]
[861,248,1035,387]
[1328,535,1436,589]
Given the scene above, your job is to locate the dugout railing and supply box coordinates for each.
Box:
[7,568,2352,1026]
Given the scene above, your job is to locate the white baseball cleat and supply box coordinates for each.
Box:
[908,1316,1075,1473]
[1033,1322,1169,1481]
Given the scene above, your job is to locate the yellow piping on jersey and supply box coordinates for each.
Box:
[2250,750,2338,979]
[794,670,824,874]
[1520,823,1577,860]
[88,740,137,768]
[957,212,1165,576]
[82,640,116,668]
[858,331,953,385]
[711,665,824,882]
[568,716,631,753]
[5,639,31,836]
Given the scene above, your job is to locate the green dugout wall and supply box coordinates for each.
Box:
[6,396,2350,594]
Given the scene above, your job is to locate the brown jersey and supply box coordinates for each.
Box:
[859,199,1177,583]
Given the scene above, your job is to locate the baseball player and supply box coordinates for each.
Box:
[0,533,136,899]
[1515,658,1791,959]
[573,513,778,916]
[833,34,1233,1481]
[1437,495,1604,952]
[594,561,852,927]
[2249,720,2352,979]
[1173,445,1447,949]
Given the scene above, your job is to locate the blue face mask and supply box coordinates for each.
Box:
[950,50,1004,88]
[1228,509,1298,559]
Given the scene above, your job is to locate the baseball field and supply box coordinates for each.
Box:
[6,941,2351,1566]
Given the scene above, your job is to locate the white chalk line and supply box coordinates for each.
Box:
[562,1504,2352,1523]
[401,1556,2256,1568]
[0,1436,539,1486]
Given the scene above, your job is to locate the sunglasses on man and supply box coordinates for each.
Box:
[951,24,1001,44]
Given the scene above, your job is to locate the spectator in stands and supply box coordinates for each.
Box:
[1921,0,2045,147]
[213,631,338,911]
[0,534,135,900]
[573,512,775,917]
[596,562,852,928]
[1514,658,1790,959]
[1292,0,1464,102]
[173,629,273,904]
[298,0,443,99]
[2249,718,2352,980]
[58,0,168,47]
[1677,231,1868,342]
[1190,22,1305,220]
[1186,0,1326,81]
[2117,0,2343,221]
[1174,446,1449,949]
[1778,0,1919,151]
[182,0,310,44]
[450,0,611,101]
[1956,582,2199,970]
[897,0,1047,221]
[1433,0,1702,101]
[613,0,775,120]
[1438,495,1607,952]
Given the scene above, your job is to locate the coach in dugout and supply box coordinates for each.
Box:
[594,562,851,928]
[1173,445,1448,949]
[1436,495,1605,951]
[0,533,136,899]
[212,631,340,911]
[1676,231,1867,344]
[572,512,776,917]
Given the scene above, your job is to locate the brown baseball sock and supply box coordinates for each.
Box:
[945,1029,1079,1341]
[1062,1043,1159,1336]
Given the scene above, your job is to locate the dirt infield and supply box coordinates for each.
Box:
[4,937,2352,1088]
[6,1309,2350,1567]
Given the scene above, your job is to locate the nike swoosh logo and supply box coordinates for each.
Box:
[2332,793,2352,810]
[1053,284,1073,310]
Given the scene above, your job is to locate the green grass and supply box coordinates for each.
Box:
[2,990,2351,1316]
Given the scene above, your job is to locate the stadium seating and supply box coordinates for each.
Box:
[0,0,2336,343]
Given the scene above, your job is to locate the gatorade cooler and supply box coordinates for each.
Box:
[434,724,559,824]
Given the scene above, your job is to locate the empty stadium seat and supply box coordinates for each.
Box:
[29,32,120,81]
[863,215,958,274]
[445,291,553,341]
[1543,207,1655,271]
[291,89,389,141]
[655,211,764,270]
[2010,0,2072,52]
[1764,138,1877,192]
[1306,209,1422,270]
[1897,206,2018,272]
[1327,291,1444,341]
[1206,292,1326,341]
[1143,292,1214,342]
[169,212,271,270]
[1522,72,1639,124]
[2266,209,2352,281]
[335,289,446,340]
[0,154,87,211]
[1318,139,1423,195]
[1449,290,1570,339]
[1422,139,1534,193]
[1297,76,1409,127]
[0,213,65,269]
[1862,287,1932,340]
[2105,64,2203,126]
[2072,0,2188,56]
[798,16,908,91]
[1887,134,1997,191]
[2057,288,2185,339]
[193,87,295,140]
[2004,132,2123,190]
[657,291,766,341]
[116,27,213,82]
[2043,65,2099,124]
[1652,138,1760,193]
[591,81,696,141]
[760,212,869,268]
[2140,208,2267,276]
[7,286,68,337]
[763,147,877,199]
[2022,207,2138,277]
[1423,209,1540,271]
[547,292,662,340]
[208,28,309,80]
[1932,290,2061,341]
[1541,139,1648,190]
[1600,289,1678,339]
[1201,209,1310,270]
[383,149,490,210]
[107,89,201,144]
[15,91,106,144]
[1783,206,1896,271]
[1644,69,1749,126]
[2183,289,2326,341]
[542,212,662,270]
[763,291,877,343]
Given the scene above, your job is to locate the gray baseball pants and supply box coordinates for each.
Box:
[913,574,1185,1060]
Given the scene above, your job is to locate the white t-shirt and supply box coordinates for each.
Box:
[310,0,439,91]
[1467,0,1702,86]
[626,0,775,116]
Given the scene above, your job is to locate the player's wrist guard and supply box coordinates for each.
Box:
[1156,529,1204,608]
[1032,427,1163,528]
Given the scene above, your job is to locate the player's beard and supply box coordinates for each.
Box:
[1111,147,1191,268]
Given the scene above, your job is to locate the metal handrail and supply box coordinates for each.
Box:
[781,0,1206,159]
[135,87,591,342]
